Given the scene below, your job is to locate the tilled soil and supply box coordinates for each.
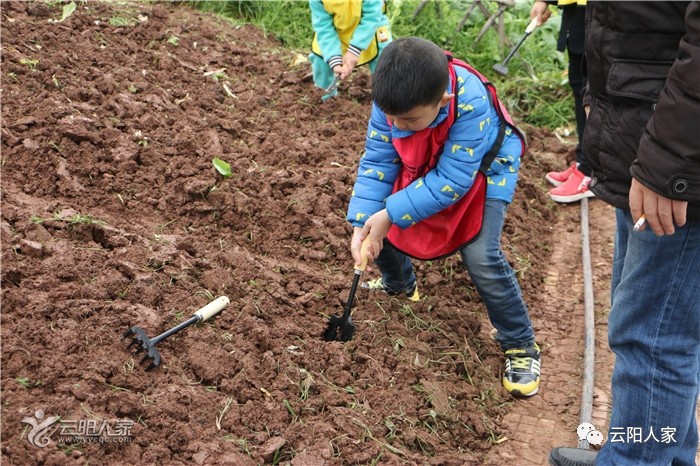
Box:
[1,2,568,465]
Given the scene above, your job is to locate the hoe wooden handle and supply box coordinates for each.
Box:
[525,17,538,34]
[354,237,372,273]
[194,296,230,321]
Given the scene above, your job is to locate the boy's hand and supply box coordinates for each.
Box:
[361,209,392,263]
[341,51,359,79]
[530,0,551,26]
[351,210,392,269]
[332,65,342,76]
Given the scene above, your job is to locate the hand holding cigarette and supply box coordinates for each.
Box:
[629,179,687,236]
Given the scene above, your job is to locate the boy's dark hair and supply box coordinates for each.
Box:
[372,37,449,115]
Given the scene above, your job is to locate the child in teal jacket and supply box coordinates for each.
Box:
[309,0,391,93]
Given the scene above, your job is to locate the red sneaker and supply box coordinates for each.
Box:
[545,163,577,187]
[549,168,595,203]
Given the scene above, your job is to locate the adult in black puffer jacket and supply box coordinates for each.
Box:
[548,3,700,466]
[584,1,700,219]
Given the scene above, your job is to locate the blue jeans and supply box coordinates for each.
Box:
[375,199,535,350]
[597,209,700,465]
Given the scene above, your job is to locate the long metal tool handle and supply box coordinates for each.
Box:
[150,316,199,345]
[151,296,230,345]
[502,17,539,65]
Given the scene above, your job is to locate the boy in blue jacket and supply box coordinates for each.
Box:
[309,0,391,95]
[347,37,540,397]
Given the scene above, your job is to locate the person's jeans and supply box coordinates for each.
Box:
[597,209,700,465]
[374,199,535,350]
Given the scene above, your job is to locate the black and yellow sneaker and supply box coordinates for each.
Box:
[360,277,420,302]
[503,343,541,397]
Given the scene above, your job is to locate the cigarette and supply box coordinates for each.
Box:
[633,214,647,232]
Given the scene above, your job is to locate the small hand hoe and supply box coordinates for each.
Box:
[323,238,370,342]
[124,296,230,371]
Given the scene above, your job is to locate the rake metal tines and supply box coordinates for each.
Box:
[123,326,162,371]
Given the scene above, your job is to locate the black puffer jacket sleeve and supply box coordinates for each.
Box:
[631,1,700,203]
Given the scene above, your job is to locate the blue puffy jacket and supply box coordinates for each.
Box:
[347,66,523,229]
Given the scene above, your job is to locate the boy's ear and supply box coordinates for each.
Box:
[439,92,455,108]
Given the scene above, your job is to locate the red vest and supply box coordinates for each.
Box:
[385,54,525,260]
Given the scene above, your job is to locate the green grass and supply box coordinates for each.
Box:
[189,0,573,129]
[189,0,312,47]
[109,15,139,27]
[16,377,42,388]
[31,212,106,226]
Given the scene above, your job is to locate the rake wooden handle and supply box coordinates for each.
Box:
[354,237,372,272]
[147,296,230,347]
[194,296,230,321]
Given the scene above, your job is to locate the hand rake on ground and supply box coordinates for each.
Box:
[323,238,370,342]
[123,296,230,371]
